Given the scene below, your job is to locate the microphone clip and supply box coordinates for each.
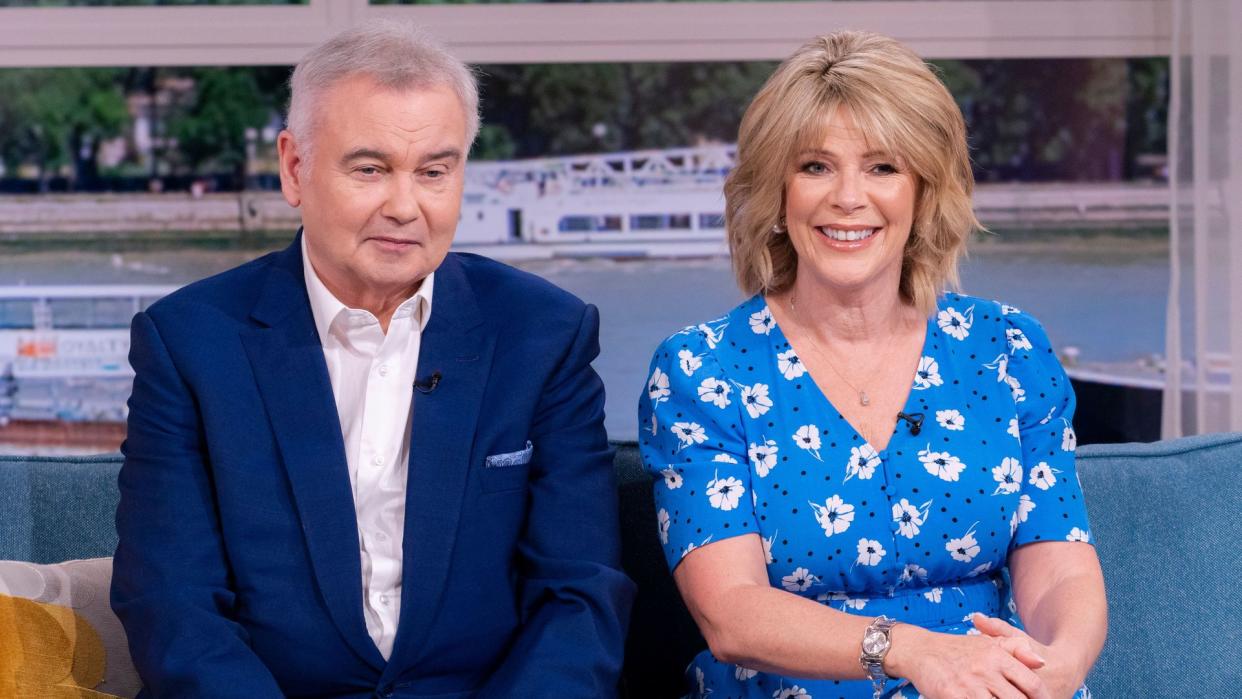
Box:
[897,411,925,436]
[414,371,442,394]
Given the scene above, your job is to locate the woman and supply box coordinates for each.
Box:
[638,31,1106,699]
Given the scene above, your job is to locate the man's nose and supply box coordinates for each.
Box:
[380,174,422,225]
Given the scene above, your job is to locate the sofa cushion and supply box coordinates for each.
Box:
[0,454,122,564]
[0,557,140,698]
[1075,431,1242,697]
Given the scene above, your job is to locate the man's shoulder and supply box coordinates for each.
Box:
[450,252,587,321]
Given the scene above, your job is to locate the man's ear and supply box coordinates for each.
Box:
[277,130,303,208]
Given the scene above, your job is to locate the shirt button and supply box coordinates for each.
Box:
[379,594,390,606]
[377,364,389,377]
[371,455,384,467]
[374,531,388,542]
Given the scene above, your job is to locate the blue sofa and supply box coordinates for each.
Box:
[3,433,1241,697]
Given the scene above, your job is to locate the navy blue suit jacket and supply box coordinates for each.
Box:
[112,237,634,698]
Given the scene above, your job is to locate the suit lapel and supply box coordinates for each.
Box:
[387,254,495,666]
[240,237,385,671]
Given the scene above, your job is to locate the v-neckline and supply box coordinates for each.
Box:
[761,296,933,455]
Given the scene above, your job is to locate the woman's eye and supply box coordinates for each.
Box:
[801,161,828,175]
[872,163,897,175]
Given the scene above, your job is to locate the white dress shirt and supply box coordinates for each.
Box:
[302,237,433,659]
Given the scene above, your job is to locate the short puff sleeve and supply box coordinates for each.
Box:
[1004,309,1093,548]
[638,327,760,571]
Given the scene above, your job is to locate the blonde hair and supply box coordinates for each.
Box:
[725,30,978,315]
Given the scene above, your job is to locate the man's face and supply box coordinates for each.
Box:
[278,75,468,307]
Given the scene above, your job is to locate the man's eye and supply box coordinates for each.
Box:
[424,169,448,179]
[356,166,381,176]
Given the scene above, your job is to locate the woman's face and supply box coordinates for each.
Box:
[783,106,917,301]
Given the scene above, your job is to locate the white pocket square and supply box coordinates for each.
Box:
[485,441,534,468]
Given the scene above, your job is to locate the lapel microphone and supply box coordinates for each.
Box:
[896,411,925,436]
[414,371,442,394]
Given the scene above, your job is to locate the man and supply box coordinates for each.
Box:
[112,21,633,698]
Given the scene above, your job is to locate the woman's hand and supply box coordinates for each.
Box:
[973,614,1086,699]
[885,622,1051,699]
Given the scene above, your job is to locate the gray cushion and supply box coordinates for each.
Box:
[1076,432,1242,696]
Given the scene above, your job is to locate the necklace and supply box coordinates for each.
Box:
[787,294,891,408]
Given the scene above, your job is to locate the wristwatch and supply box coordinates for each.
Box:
[859,615,899,699]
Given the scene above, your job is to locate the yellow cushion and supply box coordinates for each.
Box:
[0,558,138,698]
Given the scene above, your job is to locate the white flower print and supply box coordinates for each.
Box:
[947,525,981,563]
[1039,406,1057,425]
[660,468,684,490]
[677,349,702,377]
[900,562,929,585]
[984,353,1027,404]
[935,409,966,431]
[1029,461,1059,490]
[697,377,732,409]
[738,382,773,418]
[748,439,779,477]
[695,666,708,696]
[856,538,886,566]
[919,445,966,482]
[781,567,817,592]
[1008,417,1020,439]
[809,495,855,537]
[762,533,776,564]
[923,587,943,603]
[649,412,658,436]
[1017,494,1036,522]
[777,348,807,380]
[1001,303,1021,315]
[938,305,974,341]
[1010,510,1020,537]
[1062,423,1078,452]
[749,306,774,335]
[735,665,758,681]
[671,421,706,450]
[1067,527,1090,543]
[844,444,881,482]
[893,498,931,538]
[657,508,671,545]
[706,472,746,511]
[969,561,994,578]
[793,424,822,461]
[647,367,670,403]
[713,453,738,464]
[1006,327,1033,353]
[913,356,945,390]
[820,591,866,611]
[697,322,727,349]
[773,686,812,699]
[991,457,1023,495]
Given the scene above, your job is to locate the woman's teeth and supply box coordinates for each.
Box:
[817,227,879,242]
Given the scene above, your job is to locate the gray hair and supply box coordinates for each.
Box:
[286,20,480,162]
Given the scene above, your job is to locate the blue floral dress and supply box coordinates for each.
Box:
[638,293,1093,699]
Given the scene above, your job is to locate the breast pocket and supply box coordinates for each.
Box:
[480,440,534,493]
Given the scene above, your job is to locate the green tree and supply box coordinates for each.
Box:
[0,68,126,190]
[169,67,271,188]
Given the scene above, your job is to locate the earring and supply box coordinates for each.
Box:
[772,217,787,234]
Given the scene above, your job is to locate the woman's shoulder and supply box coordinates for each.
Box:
[935,292,1052,349]
[651,294,770,357]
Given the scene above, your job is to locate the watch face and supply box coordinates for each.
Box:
[862,629,889,656]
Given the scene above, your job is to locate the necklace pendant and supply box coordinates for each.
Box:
[859,391,870,407]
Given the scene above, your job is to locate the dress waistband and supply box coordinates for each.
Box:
[815,574,1008,630]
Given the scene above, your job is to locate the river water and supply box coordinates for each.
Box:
[2,236,1168,439]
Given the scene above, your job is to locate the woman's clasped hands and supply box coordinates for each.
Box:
[883,613,1053,699]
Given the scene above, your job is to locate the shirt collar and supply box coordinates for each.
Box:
[301,233,435,343]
